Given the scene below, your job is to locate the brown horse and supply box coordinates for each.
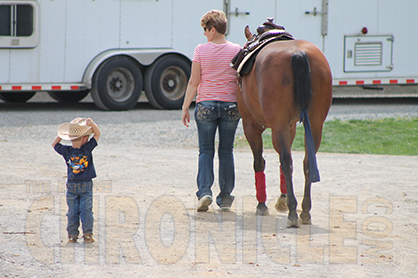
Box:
[236,24,332,227]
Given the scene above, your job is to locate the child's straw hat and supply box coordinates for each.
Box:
[57,118,93,141]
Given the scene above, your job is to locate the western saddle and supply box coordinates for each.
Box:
[230,18,294,82]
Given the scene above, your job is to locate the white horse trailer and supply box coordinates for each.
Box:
[0,0,417,110]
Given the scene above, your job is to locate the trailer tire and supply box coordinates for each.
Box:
[48,91,89,103]
[0,92,35,103]
[91,56,143,111]
[144,55,190,109]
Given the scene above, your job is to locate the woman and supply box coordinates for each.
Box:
[182,10,242,212]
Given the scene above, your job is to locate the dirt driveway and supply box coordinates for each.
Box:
[0,95,417,277]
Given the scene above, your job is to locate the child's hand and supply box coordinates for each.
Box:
[86,118,101,141]
[52,136,61,147]
[86,118,94,126]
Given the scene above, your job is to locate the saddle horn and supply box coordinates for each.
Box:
[257,18,286,35]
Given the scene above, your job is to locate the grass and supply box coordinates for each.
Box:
[235,117,418,156]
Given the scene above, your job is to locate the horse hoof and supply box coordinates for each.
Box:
[300,212,312,225]
[275,194,288,212]
[286,219,300,228]
[256,203,269,216]
[300,219,312,225]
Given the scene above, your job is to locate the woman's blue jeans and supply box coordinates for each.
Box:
[194,101,240,208]
[66,181,94,237]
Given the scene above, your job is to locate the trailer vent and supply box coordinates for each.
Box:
[354,42,382,66]
[344,35,393,72]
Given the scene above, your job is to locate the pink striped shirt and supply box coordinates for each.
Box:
[193,41,241,103]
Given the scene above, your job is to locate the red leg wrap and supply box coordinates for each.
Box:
[280,166,287,194]
[255,171,267,203]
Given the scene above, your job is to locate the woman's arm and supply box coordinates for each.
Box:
[182,61,201,127]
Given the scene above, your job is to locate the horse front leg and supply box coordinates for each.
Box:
[242,118,269,215]
[274,166,288,212]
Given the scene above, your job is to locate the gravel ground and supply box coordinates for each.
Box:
[0,92,418,277]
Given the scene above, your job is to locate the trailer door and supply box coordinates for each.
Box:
[224,0,276,47]
[225,0,326,50]
[276,0,326,51]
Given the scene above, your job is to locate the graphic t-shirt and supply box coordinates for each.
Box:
[54,138,97,182]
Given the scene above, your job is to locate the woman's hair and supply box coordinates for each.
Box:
[200,10,227,34]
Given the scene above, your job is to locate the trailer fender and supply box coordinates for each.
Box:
[82,49,190,89]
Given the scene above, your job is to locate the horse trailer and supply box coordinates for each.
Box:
[0,0,417,110]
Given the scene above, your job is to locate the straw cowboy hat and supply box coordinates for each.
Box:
[57,118,94,141]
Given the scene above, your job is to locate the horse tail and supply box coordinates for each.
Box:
[291,51,320,182]
[291,51,312,111]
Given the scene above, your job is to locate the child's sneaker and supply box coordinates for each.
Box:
[83,234,95,243]
[197,195,212,212]
[68,236,78,243]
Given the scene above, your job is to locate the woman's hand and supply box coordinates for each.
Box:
[182,108,190,127]
[181,61,200,128]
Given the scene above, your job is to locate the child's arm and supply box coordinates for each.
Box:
[52,136,61,148]
[86,118,101,142]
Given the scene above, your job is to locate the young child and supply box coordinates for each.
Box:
[52,118,100,243]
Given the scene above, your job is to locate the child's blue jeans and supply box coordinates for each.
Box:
[66,180,93,237]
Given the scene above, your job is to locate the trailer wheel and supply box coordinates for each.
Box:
[144,55,190,109]
[0,92,35,103]
[91,56,142,111]
[48,91,89,103]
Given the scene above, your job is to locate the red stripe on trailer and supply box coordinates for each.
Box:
[0,86,2,90]
[51,86,61,90]
[12,86,22,90]
[71,86,79,90]
[32,86,42,90]
[334,78,418,86]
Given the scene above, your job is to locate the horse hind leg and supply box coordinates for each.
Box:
[300,156,312,224]
[252,134,269,216]
[275,122,296,213]
[300,121,324,225]
[242,117,269,216]
[272,128,298,227]
[282,151,299,227]
[255,171,269,215]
